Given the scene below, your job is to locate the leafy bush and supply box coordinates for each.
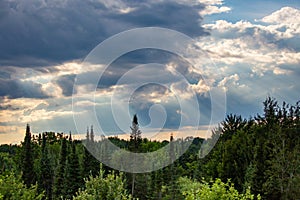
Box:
[0,172,44,200]
[74,165,132,200]
[178,177,260,200]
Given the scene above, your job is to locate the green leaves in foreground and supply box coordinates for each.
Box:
[178,177,261,200]
[74,165,132,200]
[0,173,44,200]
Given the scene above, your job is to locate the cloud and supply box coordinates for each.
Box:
[273,67,292,75]
[0,0,207,67]
[0,79,49,99]
[198,0,231,16]
[190,79,210,94]
[260,7,300,25]
[198,7,300,78]
[55,74,76,96]
[118,2,207,37]
[2,1,299,144]
[218,74,239,89]
[199,5,231,16]
[199,0,226,5]
[0,0,211,139]
[195,6,300,117]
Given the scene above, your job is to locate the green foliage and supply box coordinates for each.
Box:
[221,114,247,141]
[203,97,300,199]
[129,114,142,153]
[82,143,100,178]
[1,97,300,200]
[0,172,44,200]
[38,133,53,199]
[0,152,18,174]
[178,177,260,200]
[74,165,132,200]
[53,138,67,199]
[64,141,83,199]
[21,124,36,187]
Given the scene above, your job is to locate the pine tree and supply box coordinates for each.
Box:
[82,126,99,178]
[128,115,143,198]
[22,124,35,187]
[64,141,83,199]
[86,126,89,141]
[129,114,142,153]
[90,125,94,142]
[38,133,53,199]
[149,169,163,199]
[169,134,177,200]
[53,137,67,199]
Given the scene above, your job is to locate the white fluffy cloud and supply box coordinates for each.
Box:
[199,5,231,16]
[198,7,300,78]
[1,2,300,143]
[260,7,300,25]
[199,0,231,16]
[195,6,300,111]
[199,0,223,5]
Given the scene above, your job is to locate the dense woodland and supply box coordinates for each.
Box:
[0,97,300,200]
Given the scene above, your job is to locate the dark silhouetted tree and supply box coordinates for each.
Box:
[22,124,35,187]
[64,141,83,199]
[129,114,142,153]
[82,126,99,178]
[128,115,142,198]
[54,137,67,199]
[38,133,53,199]
[90,125,94,142]
[221,114,247,141]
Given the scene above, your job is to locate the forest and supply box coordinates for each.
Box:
[0,97,300,200]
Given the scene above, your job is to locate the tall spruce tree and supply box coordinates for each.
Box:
[38,133,53,199]
[64,140,83,199]
[22,124,35,187]
[82,126,99,178]
[54,137,67,199]
[129,114,142,152]
[169,134,177,200]
[128,115,142,198]
[90,125,94,142]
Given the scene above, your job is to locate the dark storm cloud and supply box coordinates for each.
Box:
[0,0,207,67]
[95,48,201,89]
[0,79,49,99]
[112,2,207,37]
[72,48,199,92]
[98,49,176,88]
[55,74,76,96]
[0,104,20,111]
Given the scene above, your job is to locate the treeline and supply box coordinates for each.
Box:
[0,97,299,199]
[201,97,300,199]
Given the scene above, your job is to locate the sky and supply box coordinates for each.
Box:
[0,0,300,144]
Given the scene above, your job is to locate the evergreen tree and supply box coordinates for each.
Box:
[86,126,89,141]
[168,134,178,200]
[53,137,67,199]
[38,133,53,199]
[90,125,94,143]
[128,115,142,198]
[21,124,35,187]
[221,114,247,141]
[149,169,163,200]
[82,126,99,178]
[64,141,83,199]
[129,114,142,153]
